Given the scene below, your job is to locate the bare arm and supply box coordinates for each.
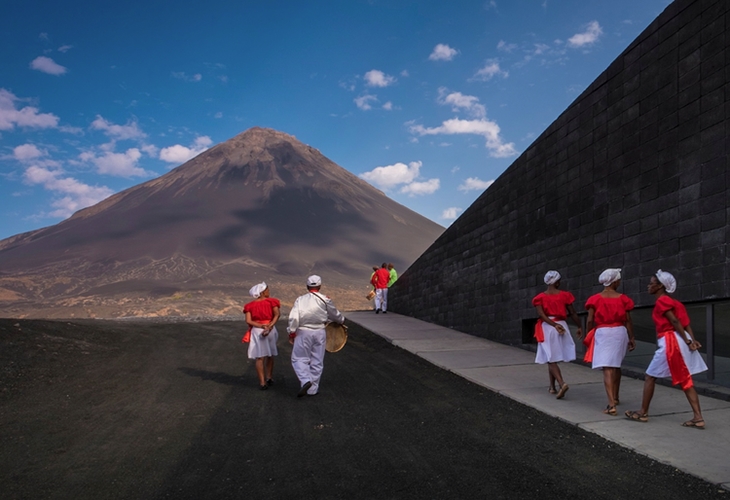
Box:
[625,311,636,351]
[666,310,701,350]
[566,304,583,339]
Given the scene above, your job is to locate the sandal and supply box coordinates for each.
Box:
[624,410,648,422]
[681,419,705,430]
[548,387,557,394]
[556,384,569,399]
[603,405,617,416]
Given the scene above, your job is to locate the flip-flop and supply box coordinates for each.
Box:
[681,419,705,430]
[624,410,648,422]
[603,405,617,416]
[556,384,569,399]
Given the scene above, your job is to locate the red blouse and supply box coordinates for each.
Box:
[243,297,281,322]
[652,295,690,333]
[532,291,575,318]
[585,294,634,326]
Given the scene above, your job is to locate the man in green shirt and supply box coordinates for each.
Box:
[387,263,398,287]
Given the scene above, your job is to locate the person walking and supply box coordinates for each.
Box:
[287,275,346,397]
[371,263,390,314]
[625,270,708,428]
[532,270,582,399]
[243,282,280,390]
[387,263,398,287]
[584,269,636,415]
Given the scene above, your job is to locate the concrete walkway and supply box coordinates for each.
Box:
[347,311,730,490]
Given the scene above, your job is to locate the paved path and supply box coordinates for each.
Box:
[347,311,730,490]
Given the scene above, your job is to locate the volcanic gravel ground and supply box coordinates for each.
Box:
[0,318,726,499]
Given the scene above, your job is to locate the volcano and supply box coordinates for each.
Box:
[0,128,443,318]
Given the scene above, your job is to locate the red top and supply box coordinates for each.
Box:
[532,291,575,318]
[652,295,690,333]
[371,268,390,289]
[585,294,634,326]
[243,297,281,322]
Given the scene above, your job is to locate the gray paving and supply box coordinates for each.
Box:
[347,311,730,490]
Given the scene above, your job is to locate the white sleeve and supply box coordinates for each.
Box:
[325,297,345,324]
[287,297,300,333]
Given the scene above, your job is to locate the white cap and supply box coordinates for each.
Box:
[599,268,622,287]
[544,270,561,285]
[249,282,267,298]
[656,269,677,293]
[307,275,322,287]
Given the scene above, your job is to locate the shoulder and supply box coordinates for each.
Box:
[243,301,254,312]
[560,290,575,303]
[268,297,281,307]
[654,294,675,312]
[621,294,635,309]
[585,294,600,307]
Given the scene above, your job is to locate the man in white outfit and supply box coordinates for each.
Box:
[287,275,346,397]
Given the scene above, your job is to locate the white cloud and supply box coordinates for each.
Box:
[58,45,73,53]
[364,70,396,87]
[23,165,114,218]
[567,21,603,48]
[172,72,202,82]
[30,56,67,75]
[354,94,378,110]
[400,70,409,77]
[429,44,458,61]
[80,148,150,178]
[400,178,440,196]
[13,144,44,161]
[497,40,517,52]
[0,89,60,130]
[437,88,486,118]
[359,161,421,189]
[159,136,212,164]
[90,115,146,140]
[441,207,462,220]
[410,118,517,158]
[458,177,495,192]
[382,101,393,111]
[472,59,508,81]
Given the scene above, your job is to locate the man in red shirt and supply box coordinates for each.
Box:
[371,262,391,314]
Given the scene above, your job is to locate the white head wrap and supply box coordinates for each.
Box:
[249,282,267,298]
[599,268,622,287]
[307,275,322,287]
[656,269,677,293]
[544,270,561,285]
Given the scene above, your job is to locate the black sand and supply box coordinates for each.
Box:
[0,318,725,499]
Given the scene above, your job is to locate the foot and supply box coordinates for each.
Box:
[375,309,380,314]
[259,384,268,391]
[266,378,274,386]
[383,310,387,314]
[548,387,557,394]
[556,384,569,399]
[681,419,705,430]
[624,410,648,422]
[603,405,617,416]
[297,381,312,398]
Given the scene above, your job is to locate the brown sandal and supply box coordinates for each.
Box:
[625,410,648,422]
[548,387,557,394]
[556,384,569,399]
[603,405,617,416]
[681,419,705,430]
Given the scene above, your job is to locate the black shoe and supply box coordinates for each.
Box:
[259,384,269,391]
[266,378,274,386]
[297,381,312,398]
[383,310,387,314]
[375,309,380,314]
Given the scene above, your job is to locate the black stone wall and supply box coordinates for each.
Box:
[390,0,729,345]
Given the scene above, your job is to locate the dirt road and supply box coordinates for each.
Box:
[0,318,725,499]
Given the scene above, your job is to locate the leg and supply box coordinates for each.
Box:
[381,288,388,312]
[640,375,656,415]
[614,367,622,404]
[374,289,382,312]
[265,356,274,383]
[291,331,313,387]
[255,358,266,387]
[682,386,704,427]
[307,330,327,395]
[548,371,557,393]
[548,363,569,398]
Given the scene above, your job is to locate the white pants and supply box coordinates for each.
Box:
[375,288,388,311]
[291,327,326,395]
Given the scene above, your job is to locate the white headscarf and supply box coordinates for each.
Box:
[544,270,561,285]
[249,282,267,298]
[656,269,677,293]
[599,268,622,287]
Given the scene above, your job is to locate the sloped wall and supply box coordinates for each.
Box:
[390,0,728,345]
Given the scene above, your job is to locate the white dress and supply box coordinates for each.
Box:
[592,326,629,369]
[247,326,279,359]
[646,332,708,379]
[535,320,576,364]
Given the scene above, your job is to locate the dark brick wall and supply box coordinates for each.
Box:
[390,0,729,346]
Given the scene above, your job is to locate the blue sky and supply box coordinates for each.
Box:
[0,0,673,240]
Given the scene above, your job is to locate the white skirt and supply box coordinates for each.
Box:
[247,326,279,359]
[646,332,708,379]
[592,326,629,369]
[535,320,576,364]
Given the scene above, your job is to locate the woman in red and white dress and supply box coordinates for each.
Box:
[532,270,583,399]
[625,270,708,428]
[584,268,636,416]
[243,282,281,390]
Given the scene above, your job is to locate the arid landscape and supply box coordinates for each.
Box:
[0,128,443,319]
